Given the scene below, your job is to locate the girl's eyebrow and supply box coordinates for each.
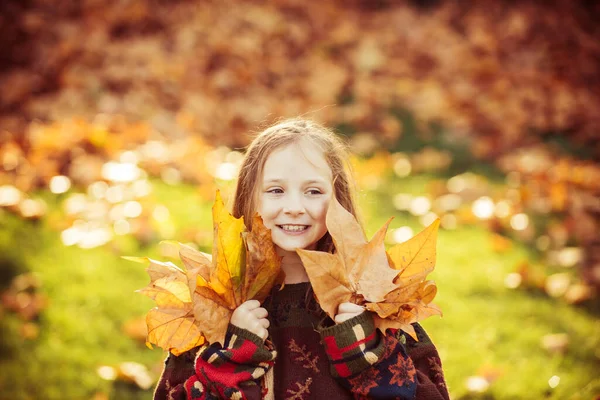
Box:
[304,179,328,185]
[262,178,283,184]
[263,178,329,185]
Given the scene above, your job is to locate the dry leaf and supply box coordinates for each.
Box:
[369,219,442,339]
[132,258,205,355]
[297,196,398,319]
[242,214,285,301]
[134,190,281,353]
[369,281,442,340]
[298,196,441,340]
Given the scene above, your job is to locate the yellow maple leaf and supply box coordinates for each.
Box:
[368,218,442,340]
[131,258,205,355]
[134,190,281,353]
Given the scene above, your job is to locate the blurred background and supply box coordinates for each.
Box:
[0,0,599,399]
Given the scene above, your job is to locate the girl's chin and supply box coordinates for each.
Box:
[270,229,327,254]
[274,241,317,254]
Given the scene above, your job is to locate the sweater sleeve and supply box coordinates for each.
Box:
[403,323,450,400]
[319,312,449,400]
[153,325,276,400]
[154,347,196,400]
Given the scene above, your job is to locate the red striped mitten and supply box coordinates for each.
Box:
[185,325,277,400]
[320,312,417,399]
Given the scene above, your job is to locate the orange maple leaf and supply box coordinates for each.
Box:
[296,196,398,319]
[297,196,441,340]
[132,190,281,354]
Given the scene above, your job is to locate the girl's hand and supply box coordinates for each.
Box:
[230,300,270,342]
[334,302,365,324]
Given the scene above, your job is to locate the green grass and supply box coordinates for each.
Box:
[0,211,160,399]
[0,178,598,399]
[424,227,600,399]
[0,182,215,400]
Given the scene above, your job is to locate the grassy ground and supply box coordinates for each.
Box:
[0,177,598,399]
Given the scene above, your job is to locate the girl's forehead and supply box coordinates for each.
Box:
[262,140,332,180]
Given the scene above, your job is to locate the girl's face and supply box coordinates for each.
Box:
[257,141,333,254]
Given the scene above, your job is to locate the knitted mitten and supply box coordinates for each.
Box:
[185,325,277,400]
[320,312,417,399]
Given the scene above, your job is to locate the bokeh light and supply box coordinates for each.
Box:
[472,196,495,220]
[49,175,71,194]
[393,157,412,177]
[0,185,21,206]
[409,196,431,216]
[392,226,414,244]
[510,213,529,231]
[102,162,141,183]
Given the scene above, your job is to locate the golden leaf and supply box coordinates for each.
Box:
[387,218,439,288]
[209,190,247,307]
[134,258,205,355]
[134,190,281,351]
[242,214,285,301]
[368,218,442,339]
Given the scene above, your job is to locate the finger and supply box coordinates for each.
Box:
[338,302,364,314]
[243,299,261,310]
[252,307,268,319]
[258,328,268,341]
[334,313,351,324]
[337,302,358,313]
[259,318,270,329]
[335,309,365,324]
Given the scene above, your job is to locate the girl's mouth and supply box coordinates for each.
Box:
[277,224,309,233]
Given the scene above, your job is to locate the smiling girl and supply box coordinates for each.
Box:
[154,119,449,400]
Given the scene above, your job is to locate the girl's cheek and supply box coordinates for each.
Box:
[307,199,329,218]
[320,196,332,213]
[257,200,276,224]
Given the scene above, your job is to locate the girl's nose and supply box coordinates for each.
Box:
[283,195,305,215]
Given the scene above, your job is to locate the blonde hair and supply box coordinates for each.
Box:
[232,118,361,252]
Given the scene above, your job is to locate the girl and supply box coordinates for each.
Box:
[154,118,449,400]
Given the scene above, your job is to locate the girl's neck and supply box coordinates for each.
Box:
[277,248,310,284]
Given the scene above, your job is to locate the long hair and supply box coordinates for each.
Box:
[232,118,362,252]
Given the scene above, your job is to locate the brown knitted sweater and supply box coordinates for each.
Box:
[154,282,449,399]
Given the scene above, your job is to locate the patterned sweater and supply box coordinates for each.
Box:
[154,283,449,400]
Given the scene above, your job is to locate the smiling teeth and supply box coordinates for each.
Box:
[280,225,308,232]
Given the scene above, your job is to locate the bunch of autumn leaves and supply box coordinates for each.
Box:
[132,191,441,356]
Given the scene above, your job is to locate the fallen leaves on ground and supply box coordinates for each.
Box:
[1,272,47,321]
[0,0,598,295]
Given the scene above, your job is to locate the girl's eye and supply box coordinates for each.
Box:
[307,189,322,195]
[266,188,283,194]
